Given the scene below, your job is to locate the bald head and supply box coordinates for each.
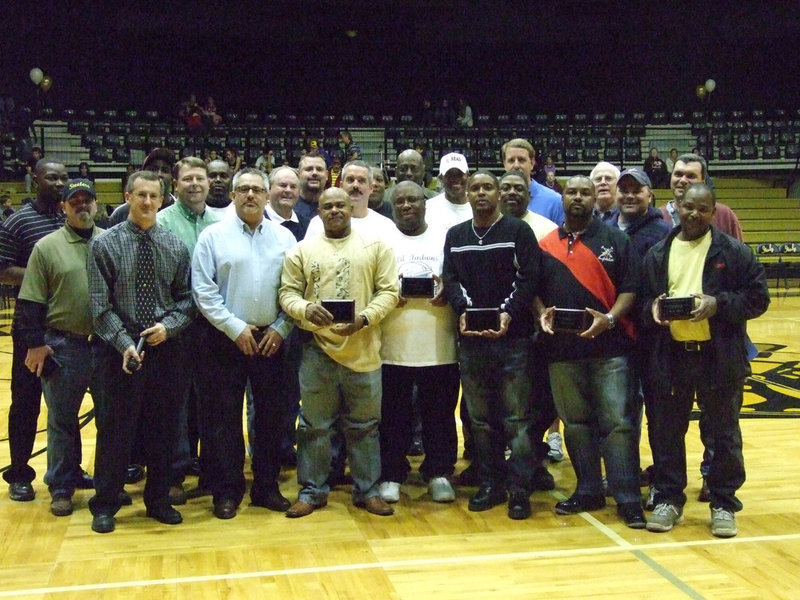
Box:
[396,149,426,185]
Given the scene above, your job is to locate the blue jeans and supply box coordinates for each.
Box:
[549,355,640,504]
[459,336,537,493]
[40,331,98,498]
[296,343,381,505]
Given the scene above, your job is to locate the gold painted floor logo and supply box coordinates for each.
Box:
[741,343,800,417]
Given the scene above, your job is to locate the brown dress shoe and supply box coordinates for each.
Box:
[286,499,326,518]
[356,496,394,516]
[213,498,238,520]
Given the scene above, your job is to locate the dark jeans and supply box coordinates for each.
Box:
[40,331,98,497]
[3,333,44,484]
[170,320,202,486]
[379,363,459,483]
[458,336,537,494]
[198,325,287,506]
[89,339,183,516]
[649,342,746,512]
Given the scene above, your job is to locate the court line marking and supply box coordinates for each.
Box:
[1,531,799,597]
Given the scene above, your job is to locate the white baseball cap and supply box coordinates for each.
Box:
[438,152,469,175]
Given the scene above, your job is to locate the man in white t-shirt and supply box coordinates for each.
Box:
[305,161,396,240]
[378,181,460,505]
[425,152,472,231]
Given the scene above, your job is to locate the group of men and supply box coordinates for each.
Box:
[0,139,768,540]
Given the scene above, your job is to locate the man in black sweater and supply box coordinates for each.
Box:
[442,171,542,520]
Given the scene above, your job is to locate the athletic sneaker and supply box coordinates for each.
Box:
[710,507,738,538]
[546,432,564,462]
[378,481,401,503]
[646,502,684,532]
[428,477,455,503]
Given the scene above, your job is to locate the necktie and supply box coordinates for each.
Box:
[136,234,157,327]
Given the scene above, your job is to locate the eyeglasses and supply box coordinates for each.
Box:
[234,185,267,195]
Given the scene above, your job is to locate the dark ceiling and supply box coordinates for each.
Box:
[2,1,799,116]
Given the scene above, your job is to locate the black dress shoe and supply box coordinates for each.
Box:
[507,491,532,520]
[213,498,238,520]
[8,482,35,502]
[468,482,507,512]
[617,502,646,529]
[457,464,480,487]
[91,514,115,533]
[125,464,145,485]
[74,470,94,489]
[532,465,555,491]
[251,489,291,512]
[555,493,606,515]
[146,505,183,525]
[119,490,133,506]
[168,484,187,505]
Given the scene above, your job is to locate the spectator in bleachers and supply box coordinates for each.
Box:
[589,161,620,223]
[224,148,243,174]
[202,96,223,127]
[328,156,342,188]
[666,148,679,174]
[501,138,564,225]
[434,98,456,127]
[340,130,361,162]
[419,99,435,127]
[205,149,220,164]
[180,93,203,132]
[543,156,556,179]
[254,147,275,175]
[644,148,669,189]
[75,162,94,182]
[24,147,43,195]
[456,98,473,128]
[545,172,562,193]
[0,194,14,221]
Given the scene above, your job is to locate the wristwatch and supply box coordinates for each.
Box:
[360,314,369,328]
[605,313,616,329]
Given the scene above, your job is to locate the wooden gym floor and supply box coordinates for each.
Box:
[1,290,799,599]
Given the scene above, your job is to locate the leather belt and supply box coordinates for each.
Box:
[671,339,709,352]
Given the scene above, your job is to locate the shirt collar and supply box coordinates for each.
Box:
[265,203,298,223]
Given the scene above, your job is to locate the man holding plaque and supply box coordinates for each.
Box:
[640,183,768,538]
[279,187,399,518]
[377,181,460,504]
[442,171,542,520]
[535,175,644,529]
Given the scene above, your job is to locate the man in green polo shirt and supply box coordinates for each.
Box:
[15,179,103,517]
[156,156,221,503]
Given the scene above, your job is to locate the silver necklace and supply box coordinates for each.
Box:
[471,215,502,245]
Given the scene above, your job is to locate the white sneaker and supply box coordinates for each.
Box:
[711,507,738,538]
[546,432,564,462]
[646,502,684,532]
[378,481,400,503]
[428,477,455,503]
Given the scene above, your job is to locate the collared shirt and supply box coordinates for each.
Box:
[0,198,65,273]
[265,205,308,241]
[527,179,565,225]
[18,224,103,338]
[88,220,194,354]
[192,215,297,342]
[157,200,221,256]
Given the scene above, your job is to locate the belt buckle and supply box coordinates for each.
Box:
[683,341,702,352]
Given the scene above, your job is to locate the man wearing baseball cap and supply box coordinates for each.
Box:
[15,179,103,516]
[610,168,670,258]
[109,148,176,226]
[425,152,472,231]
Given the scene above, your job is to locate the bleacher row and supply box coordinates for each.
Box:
[8,106,800,175]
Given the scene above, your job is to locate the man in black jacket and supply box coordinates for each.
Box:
[640,183,769,538]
